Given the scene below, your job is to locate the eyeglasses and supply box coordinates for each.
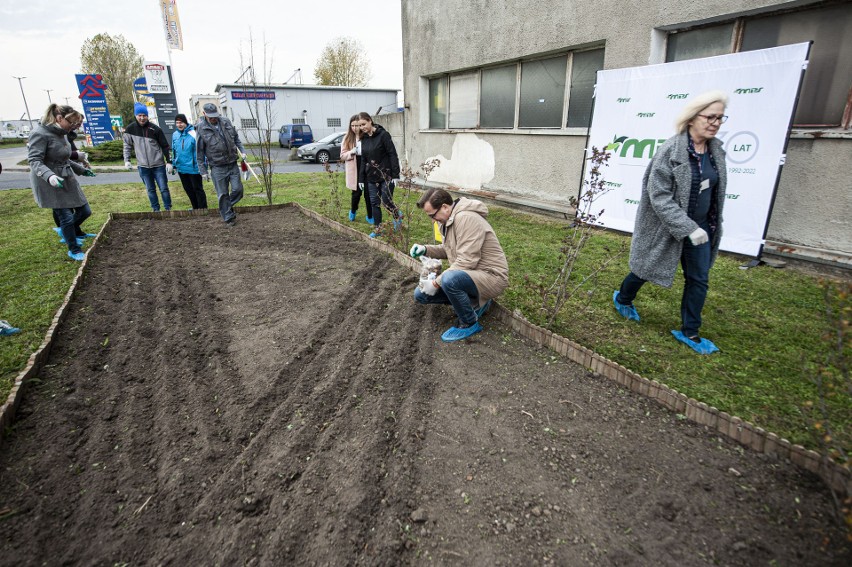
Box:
[425,208,440,219]
[60,115,82,128]
[697,114,728,124]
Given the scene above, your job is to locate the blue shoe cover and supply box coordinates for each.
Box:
[671,330,719,355]
[81,233,96,239]
[67,250,85,261]
[348,211,356,221]
[59,237,85,246]
[52,227,63,237]
[366,216,375,225]
[369,231,380,239]
[475,299,492,320]
[613,290,640,321]
[441,322,483,342]
[0,320,20,336]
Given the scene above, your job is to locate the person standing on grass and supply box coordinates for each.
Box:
[28,104,96,262]
[171,113,207,210]
[49,129,96,243]
[341,114,373,224]
[196,103,246,227]
[357,112,400,238]
[612,91,729,355]
[410,188,509,342]
[123,102,173,212]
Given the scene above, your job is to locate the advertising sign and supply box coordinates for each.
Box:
[231,91,276,100]
[151,66,180,140]
[143,61,171,94]
[75,74,114,145]
[159,0,184,50]
[133,77,149,94]
[585,43,809,257]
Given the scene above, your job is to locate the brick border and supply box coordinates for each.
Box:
[2,204,848,497]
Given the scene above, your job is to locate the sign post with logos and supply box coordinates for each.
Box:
[75,74,114,146]
[143,61,180,140]
[584,43,810,258]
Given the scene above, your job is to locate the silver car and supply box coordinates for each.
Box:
[296,132,345,164]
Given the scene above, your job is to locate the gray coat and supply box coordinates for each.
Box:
[28,123,88,209]
[195,117,245,173]
[628,132,727,287]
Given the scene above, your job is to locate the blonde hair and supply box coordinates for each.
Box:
[42,103,82,127]
[342,113,360,151]
[674,91,729,134]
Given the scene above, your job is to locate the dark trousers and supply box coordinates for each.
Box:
[55,203,92,254]
[350,185,373,219]
[366,181,400,226]
[618,234,712,337]
[178,172,208,209]
[53,210,86,237]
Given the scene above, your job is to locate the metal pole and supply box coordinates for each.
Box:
[44,89,53,103]
[12,76,34,131]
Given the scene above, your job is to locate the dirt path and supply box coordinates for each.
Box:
[0,208,848,566]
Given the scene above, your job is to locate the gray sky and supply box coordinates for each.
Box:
[0,0,403,121]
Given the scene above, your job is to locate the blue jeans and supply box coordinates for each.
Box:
[210,164,243,222]
[366,181,399,226]
[138,166,172,211]
[618,230,712,337]
[55,203,92,254]
[413,270,480,327]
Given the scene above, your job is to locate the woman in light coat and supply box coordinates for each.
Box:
[28,104,96,261]
[613,91,729,354]
[341,114,373,224]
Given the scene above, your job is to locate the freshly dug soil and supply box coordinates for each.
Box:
[0,208,848,566]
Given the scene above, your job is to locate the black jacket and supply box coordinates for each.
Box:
[358,124,400,183]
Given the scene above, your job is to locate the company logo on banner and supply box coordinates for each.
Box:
[144,61,171,94]
[159,0,183,50]
[75,74,114,145]
[585,43,809,258]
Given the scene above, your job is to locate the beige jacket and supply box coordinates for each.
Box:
[424,197,509,306]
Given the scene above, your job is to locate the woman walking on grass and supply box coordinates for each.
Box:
[28,104,96,261]
[357,112,401,238]
[341,114,373,224]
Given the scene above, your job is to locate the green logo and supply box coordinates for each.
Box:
[624,199,639,205]
[667,93,688,99]
[725,194,740,200]
[617,97,631,103]
[604,181,622,188]
[637,112,655,118]
[605,135,668,159]
[734,88,763,94]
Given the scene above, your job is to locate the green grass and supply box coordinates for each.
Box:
[1,172,849,456]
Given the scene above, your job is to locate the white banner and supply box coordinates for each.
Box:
[586,43,809,257]
[143,61,172,94]
[160,0,184,51]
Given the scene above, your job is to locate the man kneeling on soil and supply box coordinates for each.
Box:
[410,188,509,342]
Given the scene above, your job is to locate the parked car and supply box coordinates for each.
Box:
[278,124,313,148]
[296,132,345,164]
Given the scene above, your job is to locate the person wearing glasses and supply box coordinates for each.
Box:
[28,104,96,261]
[409,188,509,342]
[613,91,729,354]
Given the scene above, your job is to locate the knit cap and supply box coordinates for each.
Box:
[134,102,149,116]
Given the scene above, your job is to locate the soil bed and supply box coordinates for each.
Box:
[0,208,848,566]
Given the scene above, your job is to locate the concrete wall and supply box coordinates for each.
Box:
[400,0,851,258]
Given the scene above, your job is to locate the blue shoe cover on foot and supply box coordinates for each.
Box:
[369,231,380,239]
[671,330,719,354]
[475,299,492,320]
[52,227,63,237]
[348,211,356,221]
[81,233,96,239]
[0,320,20,336]
[366,216,375,225]
[613,290,640,321]
[67,250,85,261]
[441,322,483,342]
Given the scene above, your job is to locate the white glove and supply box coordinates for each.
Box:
[124,161,133,170]
[240,152,247,160]
[358,182,364,190]
[77,151,89,166]
[166,164,174,175]
[48,175,64,188]
[688,227,709,245]
[410,244,426,258]
[420,274,440,296]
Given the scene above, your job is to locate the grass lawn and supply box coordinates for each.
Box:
[1,171,849,459]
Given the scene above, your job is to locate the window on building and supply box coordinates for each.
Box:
[327,118,342,128]
[241,118,258,129]
[666,2,852,127]
[429,77,448,129]
[480,65,517,128]
[426,47,604,131]
[292,118,306,125]
[448,72,479,128]
[567,48,606,128]
[519,55,568,128]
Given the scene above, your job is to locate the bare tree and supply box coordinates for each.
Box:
[80,33,143,126]
[313,37,371,87]
[238,31,277,205]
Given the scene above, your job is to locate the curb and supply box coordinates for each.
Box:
[2,204,848,498]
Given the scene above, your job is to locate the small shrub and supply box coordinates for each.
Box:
[87,139,125,163]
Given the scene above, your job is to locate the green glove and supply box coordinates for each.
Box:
[83,169,97,177]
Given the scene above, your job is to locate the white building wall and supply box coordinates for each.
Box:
[400,0,852,258]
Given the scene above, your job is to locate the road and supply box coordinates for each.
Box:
[0,145,332,190]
